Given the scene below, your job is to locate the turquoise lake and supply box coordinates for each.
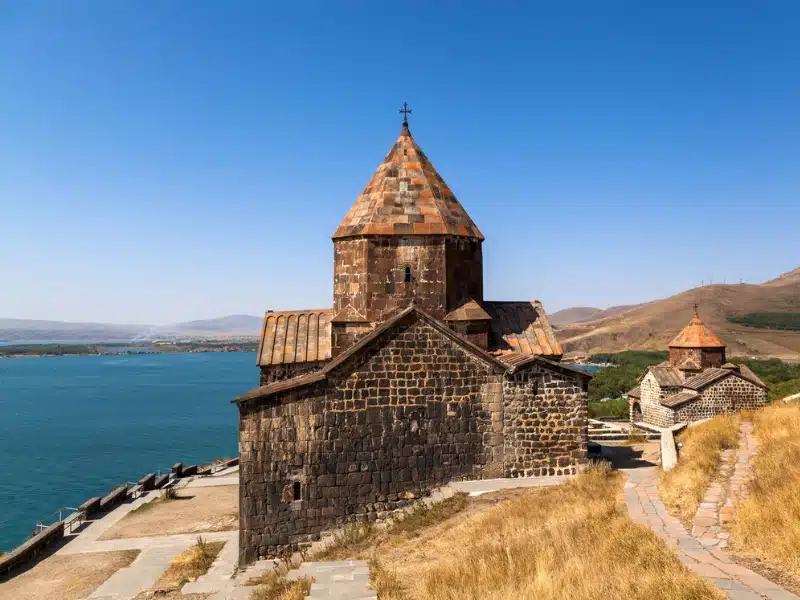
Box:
[0,352,255,552]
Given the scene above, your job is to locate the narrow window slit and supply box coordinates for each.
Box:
[404,266,412,283]
[293,481,302,501]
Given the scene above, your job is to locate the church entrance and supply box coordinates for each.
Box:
[631,402,643,423]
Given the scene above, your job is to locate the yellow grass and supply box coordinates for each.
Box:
[326,464,722,600]
[152,536,225,593]
[731,403,800,577]
[659,415,739,523]
[315,492,468,561]
[246,568,313,600]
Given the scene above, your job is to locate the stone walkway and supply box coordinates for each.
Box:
[623,463,797,600]
[692,421,758,547]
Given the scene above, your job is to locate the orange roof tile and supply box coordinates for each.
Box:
[332,123,484,240]
[669,311,726,349]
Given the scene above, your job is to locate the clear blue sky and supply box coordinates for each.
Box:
[2,1,798,325]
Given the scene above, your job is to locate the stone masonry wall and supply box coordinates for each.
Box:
[445,237,484,309]
[260,362,327,386]
[334,236,447,324]
[669,347,725,370]
[238,315,502,564]
[636,372,678,428]
[674,376,768,423]
[333,236,484,328]
[502,364,587,477]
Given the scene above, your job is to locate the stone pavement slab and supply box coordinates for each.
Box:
[447,474,570,496]
[622,464,798,600]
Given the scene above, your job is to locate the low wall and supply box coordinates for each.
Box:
[0,521,64,578]
[1,455,238,578]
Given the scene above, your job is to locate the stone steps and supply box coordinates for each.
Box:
[290,561,376,599]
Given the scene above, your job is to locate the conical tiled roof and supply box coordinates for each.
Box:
[669,311,725,348]
[332,123,484,240]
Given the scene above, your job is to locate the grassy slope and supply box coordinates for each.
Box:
[659,415,740,524]
[555,267,800,358]
[731,403,800,578]
[325,466,722,600]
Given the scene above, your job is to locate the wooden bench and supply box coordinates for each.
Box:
[182,465,199,477]
[154,474,170,489]
[171,462,184,477]
[0,521,64,576]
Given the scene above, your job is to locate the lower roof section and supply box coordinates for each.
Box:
[257,309,332,367]
[484,301,563,358]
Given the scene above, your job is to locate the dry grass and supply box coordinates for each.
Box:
[659,415,739,523]
[323,464,721,600]
[314,492,468,561]
[150,536,225,594]
[731,403,800,577]
[0,550,139,600]
[100,485,238,539]
[245,558,314,600]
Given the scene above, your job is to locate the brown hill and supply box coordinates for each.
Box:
[555,267,800,359]
[550,304,643,326]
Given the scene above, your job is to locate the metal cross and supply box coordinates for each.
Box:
[399,102,412,124]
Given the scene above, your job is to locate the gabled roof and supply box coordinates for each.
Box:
[737,364,767,388]
[669,311,725,349]
[643,365,684,387]
[682,366,768,391]
[332,123,484,240]
[444,299,492,321]
[496,352,592,381]
[484,301,563,357]
[682,368,732,390]
[661,390,699,408]
[237,306,509,404]
[257,309,332,367]
[331,305,369,323]
[627,385,641,399]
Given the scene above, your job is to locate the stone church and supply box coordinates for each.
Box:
[233,117,590,564]
[627,310,768,428]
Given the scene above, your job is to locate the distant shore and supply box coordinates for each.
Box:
[0,340,259,359]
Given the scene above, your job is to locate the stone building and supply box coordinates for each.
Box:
[234,118,590,564]
[627,310,768,428]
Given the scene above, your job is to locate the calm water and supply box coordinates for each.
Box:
[0,352,256,551]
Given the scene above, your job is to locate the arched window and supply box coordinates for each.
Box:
[404,265,412,283]
[293,481,302,501]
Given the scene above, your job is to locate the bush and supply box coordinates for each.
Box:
[588,398,629,418]
[728,312,800,331]
[587,352,668,402]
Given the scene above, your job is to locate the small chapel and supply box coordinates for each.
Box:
[627,309,768,429]
[233,111,590,564]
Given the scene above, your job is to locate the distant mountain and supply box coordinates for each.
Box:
[549,304,643,326]
[165,315,262,335]
[549,307,602,326]
[0,314,263,342]
[555,266,800,360]
[0,319,144,342]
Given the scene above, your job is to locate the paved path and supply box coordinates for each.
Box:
[692,421,758,547]
[292,561,376,599]
[447,474,570,496]
[623,464,797,600]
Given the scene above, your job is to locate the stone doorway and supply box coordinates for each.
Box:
[631,402,643,423]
